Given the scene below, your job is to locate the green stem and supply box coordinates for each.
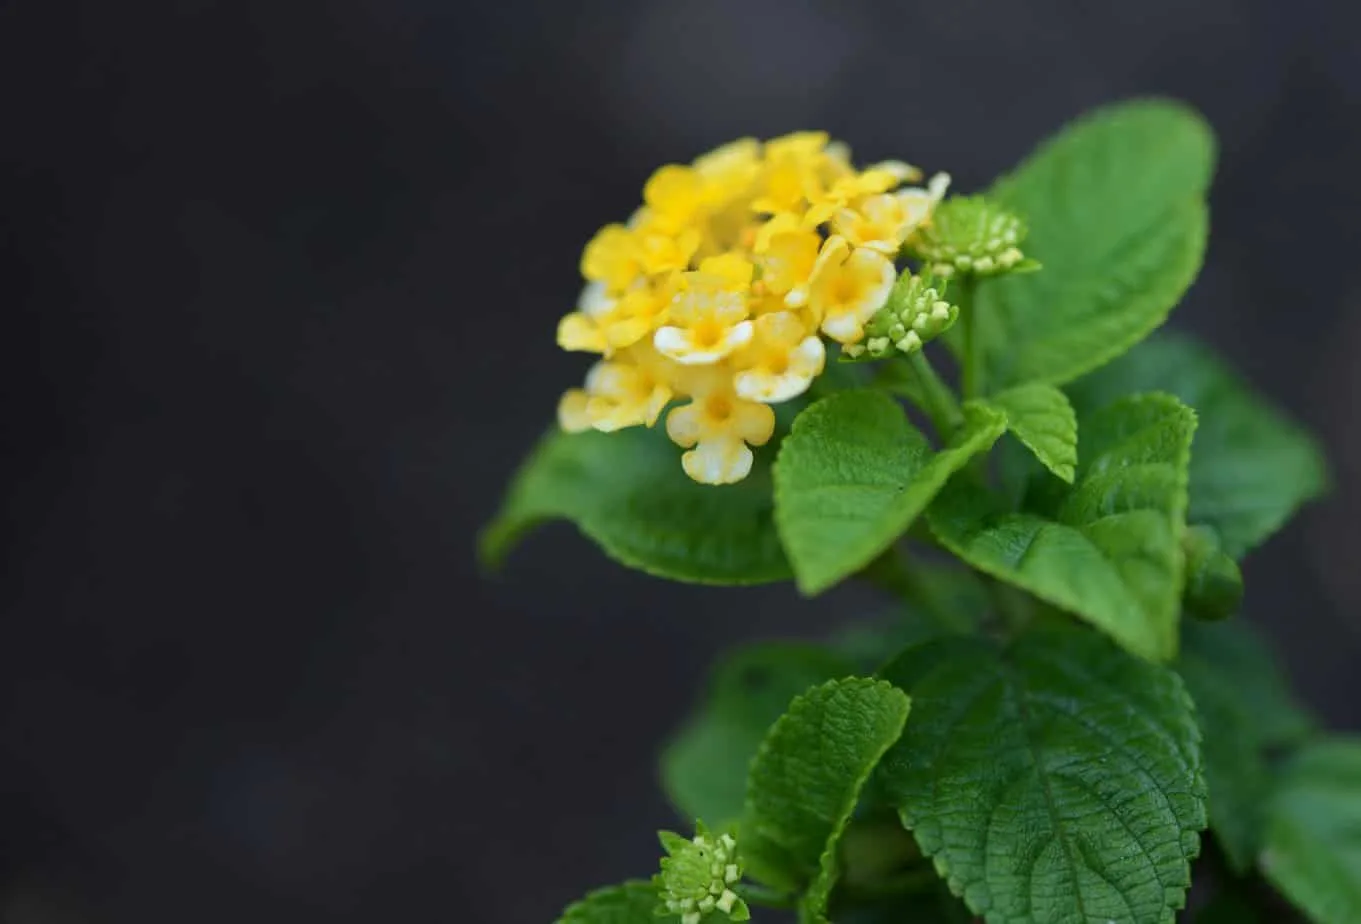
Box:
[905,351,964,438]
[860,548,969,633]
[958,274,983,399]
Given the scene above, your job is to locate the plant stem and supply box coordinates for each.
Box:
[860,548,970,633]
[906,351,964,438]
[959,274,983,399]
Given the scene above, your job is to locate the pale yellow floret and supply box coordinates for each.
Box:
[732,311,826,403]
[557,346,678,433]
[557,386,594,432]
[643,164,707,233]
[556,282,617,353]
[666,384,776,485]
[803,164,911,227]
[653,260,754,365]
[752,131,830,217]
[634,222,702,275]
[693,137,761,206]
[808,236,897,344]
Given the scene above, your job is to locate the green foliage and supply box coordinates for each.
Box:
[1180,525,1243,621]
[929,393,1196,661]
[480,426,788,585]
[878,625,1207,924]
[555,881,666,924]
[1261,739,1361,924]
[775,392,1005,595]
[499,100,1340,924]
[1068,332,1329,558]
[741,678,911,921]
[661,644,856,827]
[981,383,1079,482]
[972,99,1214,391]
[1177,620,1312,874]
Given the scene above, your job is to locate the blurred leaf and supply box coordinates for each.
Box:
[1181,525,1243,621]
[555,881,665,923]
[983,382,1079,482]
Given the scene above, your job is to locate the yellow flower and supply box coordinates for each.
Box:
[581,224,643,291]
[752,131,830,218]
[694,138,761,207]
[832,173,949,256]
[643,164,708,234]
[803,161,918,227]
[556,282,615,353]
[808,235,897,344]
[753,213,822,302]
[653,256,755,365]
[557,345,678,434]
[732,311,826,403]
[666,383,776,485]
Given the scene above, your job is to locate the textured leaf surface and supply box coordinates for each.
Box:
[983,383,1079,482]
[929,394,1196,661]
[878,626,1207,924]
[1261,739,1361,924]
[661,644,855,827]
[741,678,910,921]
[775,392,1006,595]
[973,98,1214,390]
[556,880,663,923]
[481,426,788,584]
[1069,332,1328,558]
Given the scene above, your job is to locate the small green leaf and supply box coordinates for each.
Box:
[929,393,1196,661]
[971,98,1215,390]
[1068,331,1329,558]
[878,625,1207,924]
[741,678,911,922]
[982,383,1079,482]
[481,426,788,585]
[774,392,1006,595]
[1177,619,1314,872]
[1261,738,1361,924]
[1181,525,1243,621]
[661,644,856,827]
[556,880,666,924]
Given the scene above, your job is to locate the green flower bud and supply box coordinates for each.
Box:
[841,270,959,362]
[909,195,1037,278]
[654,822,750,924]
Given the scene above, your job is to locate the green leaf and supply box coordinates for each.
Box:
[878,625,1207,924]
[555,880,666,924]
[480,426,788,585]
[1261,738,1361,924]
[1181,619,1313,750]
[929,393,1196,661]
[1181,525,1243,621]
[1068,331,1329,558]
[972,98,1215,390]
[982,383,1079,483]
[661,644,856,827]
[1177,619,1314,872]
[741,678,911,922]
[774,392,1006,595]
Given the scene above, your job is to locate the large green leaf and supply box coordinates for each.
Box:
[741,678,911,922]
[1261,738,1361,924]
[555,880,665,923]
[661,644,856,827]
[480,426,788,584]
[1068,332,1329,558]
[929,393,1196,661]
[973,98,1214,390]
[1177,620,1313,873]
[878,625,1206,924]
[982,383,1079,483]
[774,392,1006,595]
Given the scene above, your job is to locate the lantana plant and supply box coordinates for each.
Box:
[481,100,1355,924]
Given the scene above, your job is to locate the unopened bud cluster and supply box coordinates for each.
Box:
[655,824,750,924]
[910,195,1030,277]
[843,271,957,360]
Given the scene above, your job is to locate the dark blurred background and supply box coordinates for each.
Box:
[1,1,1359,921]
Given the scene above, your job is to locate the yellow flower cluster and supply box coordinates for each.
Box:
[557,132,949,485]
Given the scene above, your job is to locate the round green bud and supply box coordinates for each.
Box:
[909,195,1034,278]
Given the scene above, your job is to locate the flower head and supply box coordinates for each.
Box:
[908,193,1034,277]
[554,133,954,484]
